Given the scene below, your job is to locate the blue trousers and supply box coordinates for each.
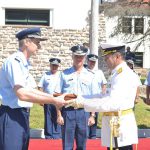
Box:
[61,107,89,150]
[88,112,98,139]
[44,104,61,139]
[0,105,30,150]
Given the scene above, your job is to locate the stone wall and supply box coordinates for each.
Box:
[0,14,106,82]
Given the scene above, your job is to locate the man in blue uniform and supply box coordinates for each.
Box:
[0,27,66,150]
[125,46,135,62]
[38,58,62,139]
[55,45,96,150]
[86,54,107,139]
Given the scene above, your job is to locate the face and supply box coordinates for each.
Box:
[104,53,118,70]
[50,64,59,74]
[72,54,86,69]
[25,38,41,56]
[87,60,96,70]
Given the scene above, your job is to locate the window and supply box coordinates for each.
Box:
[135,18,144,34]
[134,52,143,67]
[122,17,132,34]
[5,9,50,26]
[122,17,144,34]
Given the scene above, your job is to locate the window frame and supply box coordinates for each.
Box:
[5,9,51,26]
[122,16,144,34]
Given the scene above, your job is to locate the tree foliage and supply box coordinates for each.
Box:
[100,0,150,51]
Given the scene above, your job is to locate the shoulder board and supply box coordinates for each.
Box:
[15,57,20,63]
[117,67,122,74]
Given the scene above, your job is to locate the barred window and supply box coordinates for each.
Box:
[134,18,144,34]
[122,17,132,34]
[5,9,50,26]
[122,17,144,34]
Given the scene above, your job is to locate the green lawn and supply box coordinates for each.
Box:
[30,100,150,129]
[30,104,44,129]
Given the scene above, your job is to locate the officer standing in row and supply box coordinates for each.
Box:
[0,27,66,150]
[38,58,62,139]
[67,43,141,150]
[56,45,96,150]
[86,54,107,139]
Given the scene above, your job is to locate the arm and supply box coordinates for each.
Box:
[88,112,96,126]
[14,85,65,108]
[56,108,64,125]
[38,87,44,106]
[134,86,140,104]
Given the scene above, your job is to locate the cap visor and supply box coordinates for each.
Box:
[89,58,97,61]
[73,53,86,56]
[27,35,47,41]
[50,63,59,65]
[34,37,47,41]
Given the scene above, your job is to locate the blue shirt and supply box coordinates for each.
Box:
[0,51,33,108]
[144,71,150,86]
[38,71,60,94]
[55,67,94,97]
[91,69,107,96]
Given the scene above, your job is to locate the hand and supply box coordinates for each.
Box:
[57,116,64,125]
[65,97,84,109]
[53,94,68,109]
[88,116,95,126]
[53,93,77,101]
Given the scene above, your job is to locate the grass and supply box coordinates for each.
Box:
[30,104,44,129]
[30,99,150,129]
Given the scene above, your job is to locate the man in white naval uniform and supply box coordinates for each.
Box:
[66,43,140,150]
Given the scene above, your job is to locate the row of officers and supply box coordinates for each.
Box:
[0,27,149,150]
[38,53,107,140]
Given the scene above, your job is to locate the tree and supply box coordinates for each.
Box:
[100,0,150,51]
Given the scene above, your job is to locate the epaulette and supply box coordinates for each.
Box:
[117,67,122,74]
[15,57,20,63]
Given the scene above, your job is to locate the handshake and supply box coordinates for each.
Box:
[53,93,84,109]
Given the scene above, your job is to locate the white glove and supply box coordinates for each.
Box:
[65,96,84,109]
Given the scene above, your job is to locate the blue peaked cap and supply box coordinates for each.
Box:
[87,54,98,61]
[71,45,88,56]
[16,27,47,41]
[49,58,61,65]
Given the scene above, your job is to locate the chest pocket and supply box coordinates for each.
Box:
[80,77,92,95]
[44,78,52,88]
[64,78,74,88]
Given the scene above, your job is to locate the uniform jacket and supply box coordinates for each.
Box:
[83,62,141,147]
